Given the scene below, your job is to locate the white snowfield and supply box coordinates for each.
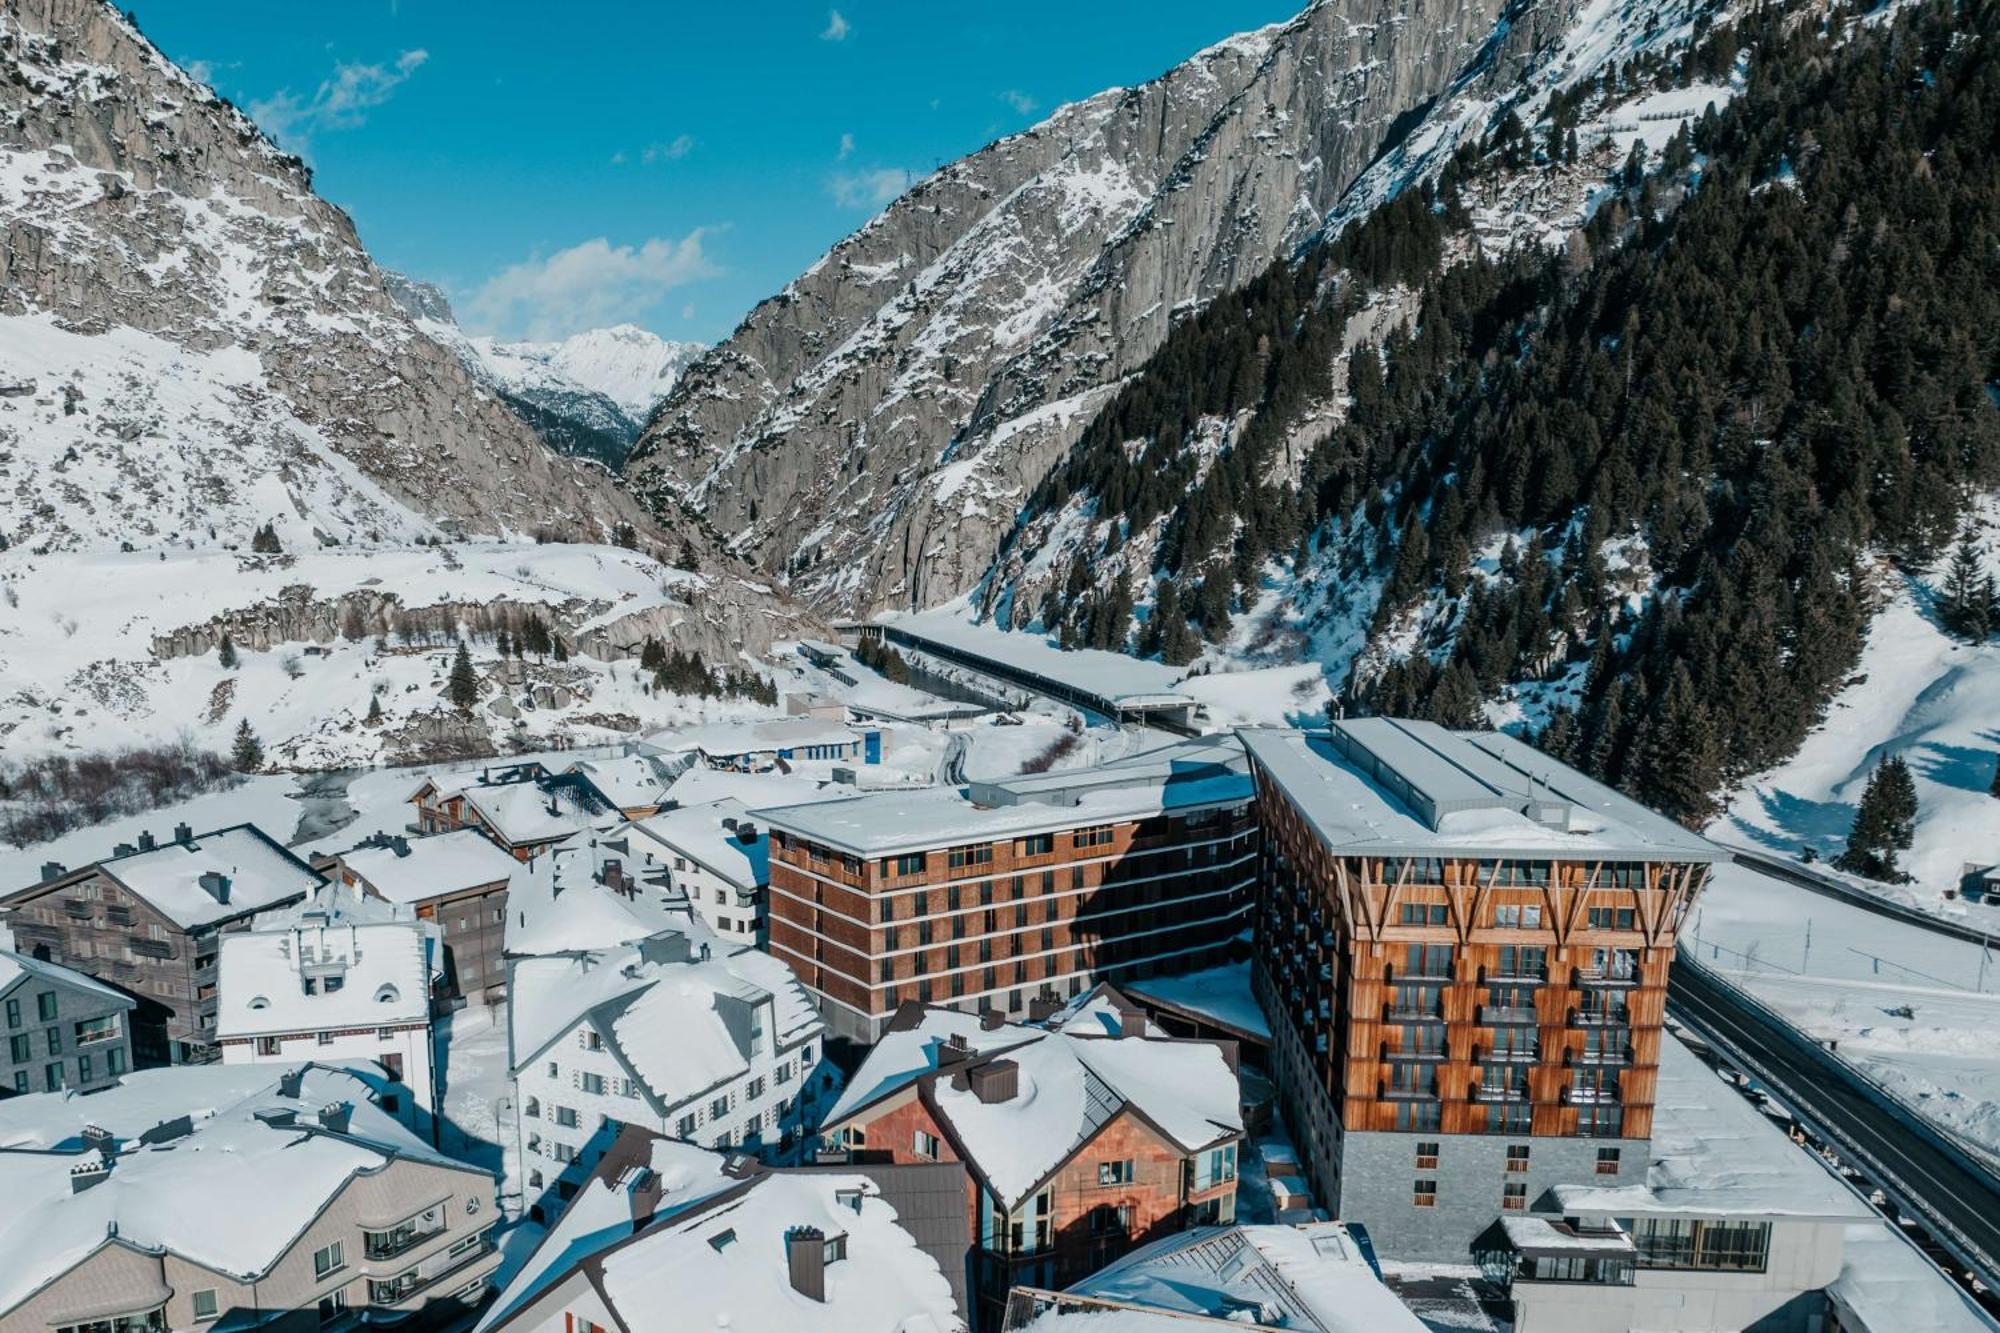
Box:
[467,325,704,422]
[0,540,738,767]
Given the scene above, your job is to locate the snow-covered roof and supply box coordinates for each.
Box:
[463,782,610,848]
[1553,1033,1870,1220]
[1065,1223,1426,1333]
[1499,1214,1635,1255]
[504,828,690,958]
[0,946,132,1010]
[758,735,1252,858]
[1239,723,1723,862]
[1828,1221,1995,1333]
[629,799,767,890]
[508,931,823,1113]
[217,920,431,1039]
[481,1136,961,1333]
[878,611,1190,707]
[565,752,683,811]
[1050,985,1167,1038]
[0,1064,478,1319]
[339,827,521,905]
[828,1009,1242,1209]
[410,758,554,803]
[660,764,867,811]
[654,716,863,757]
[63,824,322,929]
[1125,962,1271,1042]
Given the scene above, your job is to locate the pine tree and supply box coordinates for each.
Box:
[249,523,282,554]
[1940,530,1992,640]
[447,642,479,711]
[677,539,700,571]
[231,719,263,772]
[552,634,568,664]
[1991,754,2000,799]
[613,522,638,550]
[217,632,238,670]
[365,693,384,726]
[1632,663,1720,824]
[1836,755,1920,882]
[495,628,511,658]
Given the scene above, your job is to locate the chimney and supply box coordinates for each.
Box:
[198,871,231,905]
[114,842,136,857]
[173,823,193,846]
[39,861,66,883]
[721,817,739,833]
[69,1156,113,1194]
[317,1101,353,1134]
[139,1115,193,1146]
[600,858,624,892]
[786,1226,827,1303]
[980,1008,1005,1031]
[938,1034,972,1067]
[737,823,758,845]
[391,836,410,857]
[278,1067,306,1099]
[967,1059,1019,1105]
[137,830,156,852]
[1028,993,1062,1023]
[1118,1008,1147,1039]
[80,1123,113,1149]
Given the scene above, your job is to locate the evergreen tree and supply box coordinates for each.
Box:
[447,642,479,711]
[231,719,263,772]
[677,539,700,571]
[552,634,568,664]
[1991,754,2000,799]
[495,628,512,658]
[1940,530,1993,640]
[365,693,384,726]
[217,632,238,670]
[1836,755,1920,882]
[249,523,282,554]
[612,522,638,550]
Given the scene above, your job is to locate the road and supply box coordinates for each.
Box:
[1670,957,2000,1291]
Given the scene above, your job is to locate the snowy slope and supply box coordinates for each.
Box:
[471,326,704,422]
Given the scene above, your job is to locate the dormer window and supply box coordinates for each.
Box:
[375,984,400,1004]
[835,1187,864,1214]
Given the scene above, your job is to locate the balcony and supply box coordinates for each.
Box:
[1574,969,1639,989]
[1384,1004,1444,1024]
[1565,1085,1622,1106]
[1476,1045,1540,1065]
[63,899,95,919]
[128,937,176,960]
[366,1233,496,1307]
[105,905,135,926]
[1479,1005,1539,1027]
[1472,1082,1530,1103]
[365,1219,449,1262]
[1569,1044,1632,1067]
[1570,1007,1630,1028]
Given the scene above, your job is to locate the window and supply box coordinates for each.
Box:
[1505,1143,1531,1172]
[1398,903,1449,925]
[747,1076,766,1100]
[677,1113,698,1136]
[555,1106,579,1128]
[9,1034,28,1063]
[1493,904,1544,929]
[45,1026,61,1055]
[317,1293,346,1327]
[913,1129,940,1159]
[711,1095,731,1119]
[524,1098,541,1119]
[313,1239,346,1279]
[3,998,17,1028]
[822,1232,848,1264]
[10,1071,24,1094]
[1502,1182,1528,1211]
[43,1062,62,1092]
[191,1290,219,1322]
[78,1054,92,1083]
[37,991,57,1022]
[1588,906,1638,930]
[1401,944,1453,979]
[1097,1159,1135,1186]
[315,1031,334,1046]
[1628,1218,1772,1272]
[947,844,993,869]
[255,1036,282,1056]
[107,1048,126,1076]
[1414,1141,1439,1170]
[1019,834,1054,856]
[579,1072,606,1096]
[1413,1180,1437,1207]
[579,1030,603,1052]
[552,1142,577,1164]
[894,854,926,876]
[1072,826,1114,849]
[1596,1148,1622,1176]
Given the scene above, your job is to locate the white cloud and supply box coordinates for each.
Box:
[250,48,428,147]
[827,167,915,210]
[837,132,855,161]
[1001,88,1038,115]
[463,232,720,340]
[643,134,695,164]
[821,8,850,40]
[610,149,628,165]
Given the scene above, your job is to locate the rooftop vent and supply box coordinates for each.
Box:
[80,1123,113,1147]
[39,861,66,883]
[254,1108,299,1130]
[736,823,758,845]
[69,1156,113,1193]
[938,1034,972,1068]
[721,817,739,832]
[173,822,194,846]
[980,1008,1006,1031]
[198,871,231,905]
[786,1226,828,1302]
[113,842,137,857]
[278,1067,306,1100]
[636,933,692,968]
[1027,993,1063,1023]
[137,831,156,852]
[390,835,411,858]
[317,1101,352,1134]
[967,1059,1019,1105]
[138,1115,193,1146]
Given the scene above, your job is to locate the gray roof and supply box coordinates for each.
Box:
[1240,721,1720,863]
[795,1160,971,1320]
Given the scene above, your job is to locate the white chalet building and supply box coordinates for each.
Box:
[217,914,439,1137]
[628,798,768,940]
[507,926,838,1223]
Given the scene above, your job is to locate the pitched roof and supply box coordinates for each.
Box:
[338,827,521,904]
[503,829,689,958]
[829,1008,1243,1209]
[462,782,610,847]
[0,947,132,1010]
[0,1064,482,1319]
[13,824,324,930]
[480,1134,963,1333]
[217,920,432,1039]
[629,799,767,891]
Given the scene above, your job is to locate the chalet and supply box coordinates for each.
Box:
[0,824,323,1064]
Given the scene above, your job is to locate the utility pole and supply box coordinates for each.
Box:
[1803,917,1812,974]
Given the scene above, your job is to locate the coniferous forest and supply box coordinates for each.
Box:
[1010,0,2000,825]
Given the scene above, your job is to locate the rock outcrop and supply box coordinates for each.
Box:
[627,0,1582,616]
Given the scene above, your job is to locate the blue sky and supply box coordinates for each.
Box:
[139,2,1302,346]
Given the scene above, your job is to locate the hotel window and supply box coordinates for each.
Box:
[555,1106,579,1128]
[579,1072,605,1096]
[37,991,57,1022]
[914,1129,940,1159]
[1398,903,1449,925]
[1019,834,1054,856]
[1072,826,1114,849]
[894,854,926,876]
[1041,871,1055,894]
[1412,1180,1437,1207]
[1628,1218,1772,1272]
[1502,1182,1528,1211]
[1414,1141,1440,1170]
[1596,1148,1622,1175]
[312,1239,346,1279]
[948,844,993,869]
[3,997,16,1028]
[1493,904,1544,929]
[1401,944,1453,979]
[1505,1144,1531,1173]
[947,884,961,911]
[1097,1158,1135,1186]
[1587,907,1638,930]
[677,1113,697,1136]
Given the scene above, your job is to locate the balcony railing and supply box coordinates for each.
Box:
[1570,1007,1630,1028]
[1569,1045,1632,1067]
[365,1221,448,1262]
[1479,1005,1539,1027]
[366,1235,495,1307]
[1384,1005,1444,1023]
[1566,1085,1622,1105]
[1575,969,1639,989]
[1476,1045,1540,1064]
[1472,1084,1530,1103]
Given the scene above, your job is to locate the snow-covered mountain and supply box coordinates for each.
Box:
[383,278,702,468]
[627,0,1590,614]
[0,0,809,769]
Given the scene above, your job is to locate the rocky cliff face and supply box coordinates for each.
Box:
[0,0,657,550]
[627,0,1582,616]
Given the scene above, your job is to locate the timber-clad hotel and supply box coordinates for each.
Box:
[764,718,1719,1259]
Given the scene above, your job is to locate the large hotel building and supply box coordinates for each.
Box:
[1238,719,1718,1259]
[762,737,1258,1043]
